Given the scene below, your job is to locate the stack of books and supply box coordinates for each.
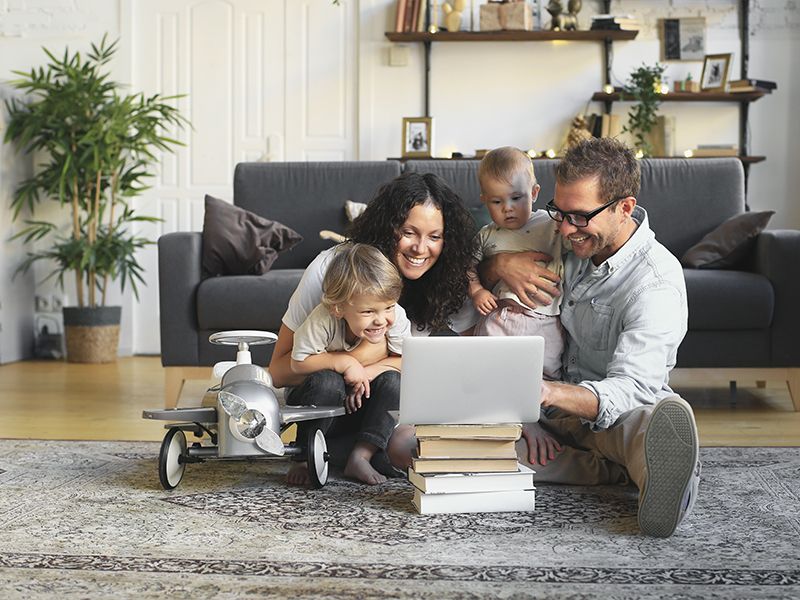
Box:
[409,423,536,514]
[590,14,640,31]
[393,0,427,33]
[728,79,777,94]
[688,144,739,157]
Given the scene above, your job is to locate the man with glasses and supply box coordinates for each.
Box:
[479,137,700,538]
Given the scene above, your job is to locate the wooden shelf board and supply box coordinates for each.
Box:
[592,91,767,103]
[385,30,638,42]
[390,156,766,164]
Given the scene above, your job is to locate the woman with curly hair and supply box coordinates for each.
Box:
[269,171,478,485]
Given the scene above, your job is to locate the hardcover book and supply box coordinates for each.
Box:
[414,423,522,440]
[417,437,517,459]
[409,463,535,494]
[412,487,535,514]
[411,457,519,473]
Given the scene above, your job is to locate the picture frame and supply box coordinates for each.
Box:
[700,53,732,91]
[660,17,706,61]
[402,117,433,158]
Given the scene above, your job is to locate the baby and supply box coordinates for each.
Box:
[468,146,565,380]
[289,243,410,485]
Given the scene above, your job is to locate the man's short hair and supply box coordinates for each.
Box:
[478,146,536,188]
[556,138,640,203]
[321,243,402,311]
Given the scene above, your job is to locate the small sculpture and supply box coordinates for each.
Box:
[442,0,466,32]
[560,114,594,154]
[547,0,581,31]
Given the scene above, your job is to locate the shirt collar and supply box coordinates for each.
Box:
[601,205,654,273]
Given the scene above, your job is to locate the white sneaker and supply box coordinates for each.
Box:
[638,396,700,537]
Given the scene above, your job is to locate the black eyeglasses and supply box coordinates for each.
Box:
[545,197,625,228]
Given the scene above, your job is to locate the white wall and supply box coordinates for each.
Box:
[360,0,800,229]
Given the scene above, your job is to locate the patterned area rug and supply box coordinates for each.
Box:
[0,440,798,599]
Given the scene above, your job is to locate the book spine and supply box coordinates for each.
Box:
[395,0,407,33]
[413,488,535,514]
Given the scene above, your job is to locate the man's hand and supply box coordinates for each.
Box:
[521,422,563,466]
[471,288,498,316]
[485,252,560,310]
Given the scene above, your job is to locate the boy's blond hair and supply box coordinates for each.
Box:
[322,243,402,311]
[478,146,536,189]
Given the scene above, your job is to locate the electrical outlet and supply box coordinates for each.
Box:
[35,295,51,312]
[52,295,64,311]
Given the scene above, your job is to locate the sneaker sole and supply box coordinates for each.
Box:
[638,398,698,538]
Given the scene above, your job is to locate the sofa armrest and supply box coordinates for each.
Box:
[754,229,800,365]
[158,232,203,366]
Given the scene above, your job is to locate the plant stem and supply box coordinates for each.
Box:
[71,175,84,308]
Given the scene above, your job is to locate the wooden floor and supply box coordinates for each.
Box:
[0,357,798,445]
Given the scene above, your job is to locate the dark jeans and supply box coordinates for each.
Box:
[286,369,401,472]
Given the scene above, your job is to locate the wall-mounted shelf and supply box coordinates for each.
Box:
[385,30,638,43]
[390,155,766,163]
[592,91,767,103]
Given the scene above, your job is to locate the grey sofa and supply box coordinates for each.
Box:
[159,158,800,409]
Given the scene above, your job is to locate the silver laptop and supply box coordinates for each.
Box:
[398,336,543,425]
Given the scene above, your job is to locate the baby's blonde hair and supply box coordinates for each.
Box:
[322,243,402,311]
[478,146,536,188]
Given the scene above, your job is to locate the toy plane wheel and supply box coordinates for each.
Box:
[159,427,187,490]
[307,428,329,489]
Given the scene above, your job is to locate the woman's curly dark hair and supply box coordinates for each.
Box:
[346,172,477,332]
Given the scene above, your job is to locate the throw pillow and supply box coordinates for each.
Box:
[680,210,774,269]
[202,194,302,276]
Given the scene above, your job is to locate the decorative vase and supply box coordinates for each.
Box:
[62,306,121,363]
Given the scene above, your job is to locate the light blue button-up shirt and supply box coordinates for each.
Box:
[559,206,688,430]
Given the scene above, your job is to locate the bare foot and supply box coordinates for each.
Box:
[386,425,416,472]
[344,452,387,485]
[286,462,310,485]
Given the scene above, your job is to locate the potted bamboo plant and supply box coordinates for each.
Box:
[4,36,186,363]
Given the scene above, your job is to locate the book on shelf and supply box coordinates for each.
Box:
[417,437,518,459]
[414,423,522,440]
[409,463,535,494]
[412,456,520,473]
[729,78,777,91]
[412,487,535,514]
[590,14,639,31]
[394,0,407,32]
[690,145,739,157]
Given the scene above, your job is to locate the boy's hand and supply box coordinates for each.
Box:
[342,362,370,413]
[521,422,563,466]
[472,288,498,316]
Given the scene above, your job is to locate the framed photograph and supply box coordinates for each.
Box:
[402,117,433,158]
[700,53,732,91]
[660,17,706,61]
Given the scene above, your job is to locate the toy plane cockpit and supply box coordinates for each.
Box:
[143,330,344,489]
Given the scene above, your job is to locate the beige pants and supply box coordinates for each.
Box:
[516,401,665,490]
[474,300,564,381]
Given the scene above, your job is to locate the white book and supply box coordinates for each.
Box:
[409,463,536,494]
[412,487,535,515]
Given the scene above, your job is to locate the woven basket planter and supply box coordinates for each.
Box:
[63,306,121,363]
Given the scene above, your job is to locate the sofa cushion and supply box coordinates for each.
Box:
[233,162,402,269]
[202,195,302,276]
[196,270,304,332]
[680,210,774,269]
[683,269,773,330]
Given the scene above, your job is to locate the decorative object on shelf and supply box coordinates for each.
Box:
[4,35,186,363]
[546,0,580,31]
[674,73,701,93]
[660,17,705,61]
[560,113,594,154]
[480,0,533,32]
[402,116,434,158]
[442,0,466,31]
[700,53,732,91]
[620,62,667,157]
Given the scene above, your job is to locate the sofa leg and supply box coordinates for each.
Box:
[788,368,800,412]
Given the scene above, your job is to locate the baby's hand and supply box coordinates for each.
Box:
[472,288,498,316]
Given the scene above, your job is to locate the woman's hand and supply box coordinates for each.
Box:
[481,252,560,310]
[521,422,563,466]
[472,288,498,316]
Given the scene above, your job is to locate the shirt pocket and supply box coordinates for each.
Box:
[588,298,614,352]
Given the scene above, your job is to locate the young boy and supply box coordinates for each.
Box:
[288,243,411,485]
[468,146,565,380]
